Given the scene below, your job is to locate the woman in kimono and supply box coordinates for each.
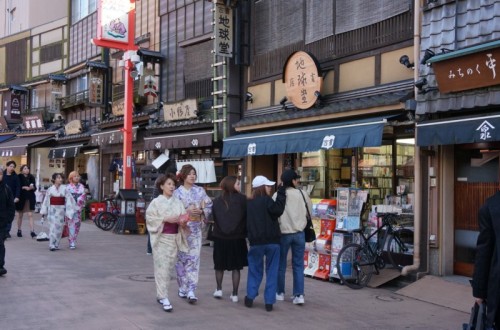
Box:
[66,171,86,249]
[146,173,188,312]
[40,173,76,251]
[173,164,213,304]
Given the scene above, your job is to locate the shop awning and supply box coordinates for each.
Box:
[48,144,83,159]
[416,113,500,146]
[0,134,16,144]
[90,126,138,146]
[222,116,388,157]
[0,135,54,157]
[144,130,213,150]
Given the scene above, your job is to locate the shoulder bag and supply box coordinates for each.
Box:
[299,189,316,242]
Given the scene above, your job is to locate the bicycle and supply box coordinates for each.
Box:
[94,195,120,231]
[336,212,414,289]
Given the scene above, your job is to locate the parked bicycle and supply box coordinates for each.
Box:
[336,212,414,289]
[94,194,120,231]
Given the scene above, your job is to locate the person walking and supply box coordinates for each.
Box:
[472,189,500,329]
[211,176,247,303]
[173,164,213,304]
[3,161,20,239]
[146,173,188,312]
[245,175,286,312]
[16,165,37,239]
[66,171,86,249]
[39,173,77,251]
[274,169,312,306]
[0,170,16,276]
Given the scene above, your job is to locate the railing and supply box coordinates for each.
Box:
[59,90,89,109]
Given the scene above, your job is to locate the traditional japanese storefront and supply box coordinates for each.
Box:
[415,3,500,277]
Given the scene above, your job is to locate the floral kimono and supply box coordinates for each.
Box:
[66,183,86,246]
[173,185,212,297]
[146,194,187,301]
[40,184,76,250]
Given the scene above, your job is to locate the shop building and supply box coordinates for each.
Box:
[415,0,500,277]
[222,1,420,279]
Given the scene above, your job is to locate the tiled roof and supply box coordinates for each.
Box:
[86,61,108,70]
[416,0,500,114]
[234,87,413,128]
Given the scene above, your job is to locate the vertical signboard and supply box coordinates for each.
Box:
[10,94,21,119]
[215,4,233,58]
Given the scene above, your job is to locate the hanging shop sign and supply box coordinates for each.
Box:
[283,51,323,110]
[112,99,125,116]
[139,68,158,98]
[9,94,22,119]
[64,120,83,135]
[432,46,500,93]
[163,99,198,122]
[214,4,233,58]
[23,114,45,130]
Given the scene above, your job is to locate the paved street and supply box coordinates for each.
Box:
[1,215,469,330]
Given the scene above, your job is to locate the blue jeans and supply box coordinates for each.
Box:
[246,243,280,304]
[277,231,305,296]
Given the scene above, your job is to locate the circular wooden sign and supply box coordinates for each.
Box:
[283,51,323,110]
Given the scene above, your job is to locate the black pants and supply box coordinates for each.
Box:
[0,222,6,268]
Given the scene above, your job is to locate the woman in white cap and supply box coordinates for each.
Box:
[244,175,286,312]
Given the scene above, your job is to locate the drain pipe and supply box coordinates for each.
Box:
[402,0,423,276]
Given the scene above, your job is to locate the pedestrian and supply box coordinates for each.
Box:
[3,160,20,239]
[173,164,213,304]
[66,171,86,249]
[244,175,286,312]
[146,173,188,312]
[146,154,178,256]
[211,175,247,303]
[0,169,16,276]
[39,173,77,251]
[472,189,500,329]
[16,165,37,239]
[274,169,312,306]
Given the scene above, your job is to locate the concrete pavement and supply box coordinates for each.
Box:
[1,214,470,330]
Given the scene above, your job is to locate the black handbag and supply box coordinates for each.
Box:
[206,222,215,241]
[299,190,316,242]
[463,302,486,330]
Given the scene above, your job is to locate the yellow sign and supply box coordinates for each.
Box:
[163,99,198,122]
[65,120,83,135]
[283,51,323,110]
[112,99,124,116]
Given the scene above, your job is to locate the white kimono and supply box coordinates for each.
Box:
[40,184,77,249]
[146,194,187,300]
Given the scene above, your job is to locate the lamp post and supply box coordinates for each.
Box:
[92,0,137,189]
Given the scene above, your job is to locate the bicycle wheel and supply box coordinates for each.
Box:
[386,229,414,269]
[93,212,104,229]
[97,211,117,231]
[336,243,375,289]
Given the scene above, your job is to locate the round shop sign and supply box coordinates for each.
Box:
[283,51,323,110]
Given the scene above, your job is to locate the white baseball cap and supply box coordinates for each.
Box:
[252,175,275,188]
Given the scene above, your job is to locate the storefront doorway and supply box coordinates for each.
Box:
[453,144,499,276]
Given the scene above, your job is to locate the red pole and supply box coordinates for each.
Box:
[122,57,134,189]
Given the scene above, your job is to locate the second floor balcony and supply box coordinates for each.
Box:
[58,89,104,110]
